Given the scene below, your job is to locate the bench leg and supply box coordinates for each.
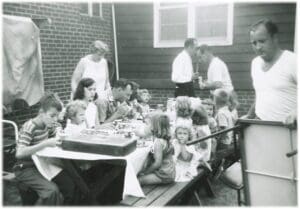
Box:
[193,191,202,206]
[203,177,216,198]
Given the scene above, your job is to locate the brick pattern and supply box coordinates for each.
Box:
[148,89,255,117]
[3,2,114,127]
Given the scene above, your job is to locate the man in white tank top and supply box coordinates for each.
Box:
[246,19,297,126]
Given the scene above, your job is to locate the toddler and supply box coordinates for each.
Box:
[214,89,235,151]
[138,113,175,185]
[191,105,212,162]
[137,89,151,116]
[172,120,199,181]
[64,100,87,135]
[202,98,218,157]
[175,96,193,126]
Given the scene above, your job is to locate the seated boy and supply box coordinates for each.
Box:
[13,93,80,205]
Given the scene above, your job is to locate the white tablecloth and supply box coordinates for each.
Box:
[34,145,150,199]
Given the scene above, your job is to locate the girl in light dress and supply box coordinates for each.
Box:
[138,113,176,185]
[136,89,151,117]
[172,120,200,181]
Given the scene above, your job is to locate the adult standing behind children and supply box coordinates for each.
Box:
[196,44,234,95]
[245,19,297,125]
[171,38,199,97]
[71,40,111,99]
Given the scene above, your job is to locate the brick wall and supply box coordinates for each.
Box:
[148,89,255,117]
[3,2,114,128]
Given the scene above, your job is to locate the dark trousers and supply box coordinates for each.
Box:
[14,165,80,205]
[174,82,195,97]
[14,167,62,205]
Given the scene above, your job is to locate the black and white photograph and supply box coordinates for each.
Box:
[2,0,297,206]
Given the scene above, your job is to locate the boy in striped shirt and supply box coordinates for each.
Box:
[13,93,78,205]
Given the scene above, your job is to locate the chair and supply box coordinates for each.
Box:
[2,119,38,205]
[219,161,244,206]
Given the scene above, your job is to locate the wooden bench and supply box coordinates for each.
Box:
[120,167,213,206]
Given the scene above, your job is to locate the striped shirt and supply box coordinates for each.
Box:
[17,119,57,148]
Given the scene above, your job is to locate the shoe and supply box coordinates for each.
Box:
[213,159,225,181]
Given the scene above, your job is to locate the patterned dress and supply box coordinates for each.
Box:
[150,138,176,183]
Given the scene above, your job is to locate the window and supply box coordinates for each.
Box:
[154,2,234,48]
[79,2,103,19]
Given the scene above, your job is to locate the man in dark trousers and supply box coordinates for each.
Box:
[171,38,199,97]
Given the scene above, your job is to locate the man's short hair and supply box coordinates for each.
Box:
[113,78,132,90]
[250,19,279,37]
[184,38,197,48]
[197,44,211,54]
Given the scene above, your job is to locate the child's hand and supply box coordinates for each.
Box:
[44,138,61,147]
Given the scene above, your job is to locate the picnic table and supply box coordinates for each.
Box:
[34,143,151,199]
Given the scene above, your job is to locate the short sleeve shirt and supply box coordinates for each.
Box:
[251,50,297,121]
[215,106,234,145]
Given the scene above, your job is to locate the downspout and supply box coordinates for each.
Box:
[112,3,119,80]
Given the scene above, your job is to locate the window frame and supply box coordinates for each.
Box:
[153,2,234,48]
[80,2,104,19]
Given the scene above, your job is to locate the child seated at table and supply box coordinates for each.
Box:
[138,113,176,185]
[214,89,235,151]
[64,100,87,135]
[136,89,151,116]
[175,96,193,126]
[172,120,199,181]
[13,92,80,205]
[202,98,218,157]
[191,105,212,163]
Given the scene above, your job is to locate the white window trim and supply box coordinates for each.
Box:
[153,2,234,48]
[81,2,103,19]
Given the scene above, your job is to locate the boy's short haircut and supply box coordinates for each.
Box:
[40,92,63,112]
[214,89,229,106]
[137,89,151,102]
[65,100,87,119]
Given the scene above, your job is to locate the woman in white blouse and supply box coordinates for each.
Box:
[71,40,111,99]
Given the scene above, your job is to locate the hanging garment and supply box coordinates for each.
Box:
[3,15,44,111]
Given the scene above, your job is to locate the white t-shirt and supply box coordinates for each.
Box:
[77,55,111,97]
[172,50,193,83]
[251,50,297,121]
[207,57,234,94]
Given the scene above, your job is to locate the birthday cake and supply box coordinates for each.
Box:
[61,129,137,156]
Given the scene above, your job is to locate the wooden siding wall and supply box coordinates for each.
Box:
[115,3,296,90]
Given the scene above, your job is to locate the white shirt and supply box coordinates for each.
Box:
[77,55,111,97]
[251,50,297,121]
[207,57,233,94]
[172,50,194,83]
[85,102,98,128]
[64,122,86,135]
